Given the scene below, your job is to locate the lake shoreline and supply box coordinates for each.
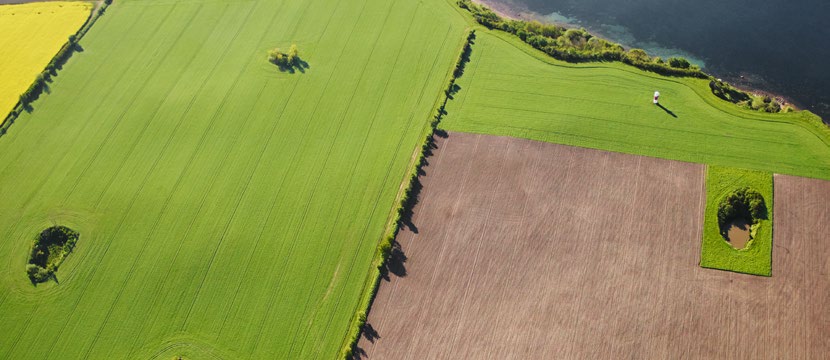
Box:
[471,0,805,113]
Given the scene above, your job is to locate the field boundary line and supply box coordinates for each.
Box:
[0,0,110,132]
[367,115,453,359]
[335,27,475,359]
[452,121,830,176]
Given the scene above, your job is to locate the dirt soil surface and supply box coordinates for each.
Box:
[356,132,830,359]
[726,219,752,249]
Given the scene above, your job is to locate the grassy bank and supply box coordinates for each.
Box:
[441,30,830,180]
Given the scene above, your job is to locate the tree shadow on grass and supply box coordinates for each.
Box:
[274,57,310,73]
[656,103,677,118]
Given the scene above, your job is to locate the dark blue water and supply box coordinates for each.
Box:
[493,0,830,121]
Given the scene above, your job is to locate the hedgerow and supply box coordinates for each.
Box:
[339,29,476,360]
[1,0,112,137]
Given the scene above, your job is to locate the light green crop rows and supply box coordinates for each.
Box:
[0,0,466,358]
[442,30,830,180]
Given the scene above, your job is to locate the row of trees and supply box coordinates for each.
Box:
[341,29,477,360]
[2,0,113,136]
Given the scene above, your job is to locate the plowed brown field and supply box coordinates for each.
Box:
[356,132,830,359]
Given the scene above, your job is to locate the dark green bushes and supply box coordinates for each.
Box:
[26,226,79,283]
[716,187,767,238]
[709,79,751,103]
[709,79,785,113]
[455,0,706,78]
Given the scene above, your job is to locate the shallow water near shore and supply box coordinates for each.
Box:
[481,0,830,122]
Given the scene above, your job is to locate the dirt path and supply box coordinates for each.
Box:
[356,132,829,359]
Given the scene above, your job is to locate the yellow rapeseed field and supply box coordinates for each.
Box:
[0,1,91,120]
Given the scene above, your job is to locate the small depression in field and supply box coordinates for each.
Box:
[726,219,751,249]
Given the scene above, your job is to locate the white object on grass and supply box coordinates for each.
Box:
[653,91,660,104]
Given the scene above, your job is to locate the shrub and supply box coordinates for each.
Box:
[625,48,649,63]
[26,264,51,283]
[667,56,691,69]
[709,80,751,103]
[287,44,299,65]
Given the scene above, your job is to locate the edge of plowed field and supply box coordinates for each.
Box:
[338,28,475,359]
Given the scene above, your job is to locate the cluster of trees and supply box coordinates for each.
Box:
[268,44,300,68]
[709,80,786,113]
[26,226,79,283]
[456,0,707,78]
[717,187,767,237]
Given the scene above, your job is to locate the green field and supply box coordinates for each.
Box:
[0,0,466,358]
[700,166,773,276]
[442,30,830,180]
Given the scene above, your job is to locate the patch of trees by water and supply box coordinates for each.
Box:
[457,0,706,78]
[717,187,767,241]
[709,80,788,113]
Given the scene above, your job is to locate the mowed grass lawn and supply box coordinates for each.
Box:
[0,1,91,120]
[443,31,830,180]
[0,0,466,358]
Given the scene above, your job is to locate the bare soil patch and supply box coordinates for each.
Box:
[726,218,751,249]
[356,132,830,359]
